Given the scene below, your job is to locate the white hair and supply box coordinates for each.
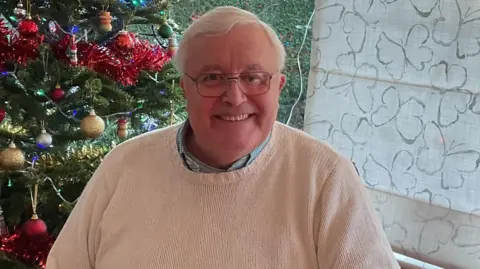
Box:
[174,6,286,74]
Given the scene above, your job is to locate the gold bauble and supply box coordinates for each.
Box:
[0,142,25,171]
[80,110,105,139]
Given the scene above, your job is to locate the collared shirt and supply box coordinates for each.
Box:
[176,120,271,173]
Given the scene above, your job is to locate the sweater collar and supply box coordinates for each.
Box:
[176,120,271,173]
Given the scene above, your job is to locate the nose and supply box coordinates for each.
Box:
[221,80,247,107]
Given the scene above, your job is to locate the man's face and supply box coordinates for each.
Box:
[181,24,286,155]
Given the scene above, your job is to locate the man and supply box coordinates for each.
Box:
[46,6,399,269]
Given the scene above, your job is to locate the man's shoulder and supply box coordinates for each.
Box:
[104,122,181,161]
[274,121,341,163]
[272,122,357,204]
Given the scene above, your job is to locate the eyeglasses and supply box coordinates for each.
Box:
[184,71,275,97]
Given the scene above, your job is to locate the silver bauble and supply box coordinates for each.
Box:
[36,128,52,149]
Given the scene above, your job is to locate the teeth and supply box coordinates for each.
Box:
[219,114,250,121]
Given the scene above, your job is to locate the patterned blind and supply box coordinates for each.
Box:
[305,0,480,268]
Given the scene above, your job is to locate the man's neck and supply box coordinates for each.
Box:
[186,133,250,169]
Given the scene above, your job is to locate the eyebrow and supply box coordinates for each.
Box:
[198,63,266,74]
[245,64,265,71]
[198,65,224,73]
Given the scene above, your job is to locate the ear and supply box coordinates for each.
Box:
[278,74,287,93]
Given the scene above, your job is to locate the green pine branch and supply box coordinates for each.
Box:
[0,1,187,267]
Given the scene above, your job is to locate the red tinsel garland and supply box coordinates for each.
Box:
[51,35,109,69]
[0,19,13,72]
[0,230,55,269]
[0,18,44,72]
[1,19,172,85]
[0,18,9,35]
[99,32,171,85]
[9,33,44,65]
[51,31,171,85]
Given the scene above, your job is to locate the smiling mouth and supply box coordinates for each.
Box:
[214,114,253,122]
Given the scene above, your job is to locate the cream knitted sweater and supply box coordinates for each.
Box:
[46,122,399,269]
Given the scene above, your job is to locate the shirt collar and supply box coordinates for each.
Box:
[176,120,271,173]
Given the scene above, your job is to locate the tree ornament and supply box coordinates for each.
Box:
[36,128,52,149]
[22,214,47,238]
[14,1,26,19]
[98,11,112,33]
[80,109,105,139]
[66,86,80,97]
[48,21,57,33]
[0,142,25,171]
[23,183,48,238]
[50,83,65,101]
[115,30,134,50]
[117,118,128,138]
[167,36,177,57]
[0,107,6,123]
[158,19,174,38]
[18,15,39,38]
[66,35,78,65]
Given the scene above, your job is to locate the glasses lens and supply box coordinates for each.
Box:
[196,72,271,97]
[238,72,271,95]
[197,73,228,97]
[197,73,226,87]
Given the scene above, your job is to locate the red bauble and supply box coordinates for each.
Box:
[22,215,48,238]
[50,84,65,101]
[18,16,39,38]
[115,30,134,50]
[0,107,6,123]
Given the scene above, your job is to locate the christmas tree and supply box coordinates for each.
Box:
[0,0,185,268]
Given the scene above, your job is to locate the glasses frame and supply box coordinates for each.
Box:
[183,71,276,98]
